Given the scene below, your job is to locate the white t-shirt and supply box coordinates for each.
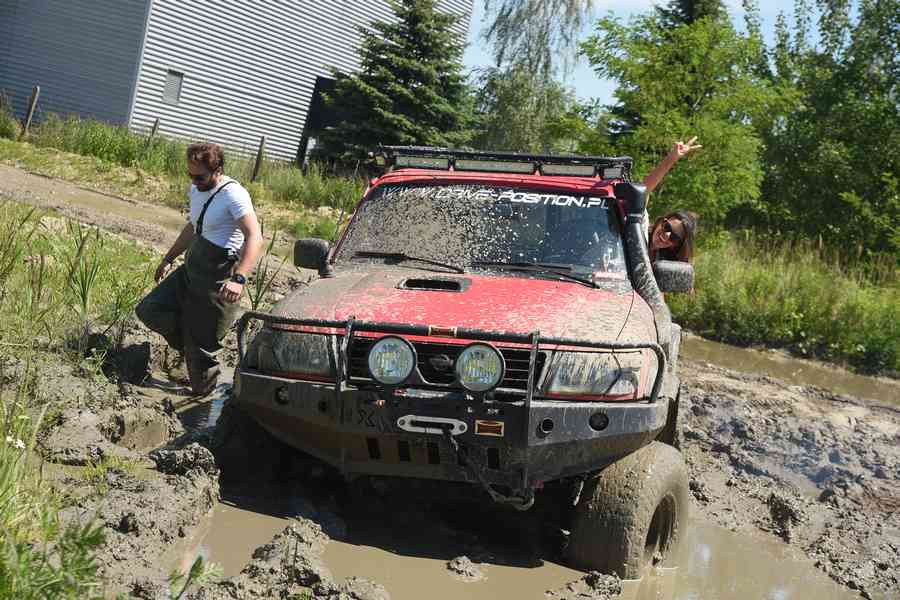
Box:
[188,177,253,251]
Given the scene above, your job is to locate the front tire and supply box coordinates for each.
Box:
[567,441,689,579]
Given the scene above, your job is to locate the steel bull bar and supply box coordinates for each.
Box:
[236,311,667,509]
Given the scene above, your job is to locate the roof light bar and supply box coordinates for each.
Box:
[372,146,633,179]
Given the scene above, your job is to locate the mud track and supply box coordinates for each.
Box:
[2,168,898,599]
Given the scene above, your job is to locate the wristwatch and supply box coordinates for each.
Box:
[230,273,247,285]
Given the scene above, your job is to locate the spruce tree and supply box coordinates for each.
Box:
[656,0,727,28]
[316,0,474,162]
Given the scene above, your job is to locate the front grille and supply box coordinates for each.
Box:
[348,337,545,391]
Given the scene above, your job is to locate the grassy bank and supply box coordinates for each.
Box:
[0,111,366,237]
[669,233,899,374]
[0,201,154,598]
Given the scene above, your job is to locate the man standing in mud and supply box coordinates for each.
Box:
[136,142,263,397]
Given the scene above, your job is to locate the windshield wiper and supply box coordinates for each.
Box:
[352,250,465,274]
[470,261,595,287]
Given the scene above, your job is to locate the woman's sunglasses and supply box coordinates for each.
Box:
[663,220,683,245]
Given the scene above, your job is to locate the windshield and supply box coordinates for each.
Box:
[334,183,628,280]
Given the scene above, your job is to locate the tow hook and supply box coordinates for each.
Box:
[442,429,535,511]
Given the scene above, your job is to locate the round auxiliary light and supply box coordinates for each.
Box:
[455,343,505,393]
[368,336,416,385]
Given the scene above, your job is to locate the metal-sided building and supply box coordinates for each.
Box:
[0,0,473,160]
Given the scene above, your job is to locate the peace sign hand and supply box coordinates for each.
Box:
[670,136,702,161]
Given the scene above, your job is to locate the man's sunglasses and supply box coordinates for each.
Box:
[189,167,219,183]
[663,220,683,245]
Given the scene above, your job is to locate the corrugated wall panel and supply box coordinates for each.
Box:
[0,0,149,124]
[131,0,474,161]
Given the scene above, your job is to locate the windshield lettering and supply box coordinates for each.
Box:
[335,184,629,285]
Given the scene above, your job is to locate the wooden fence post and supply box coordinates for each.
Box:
[19,86,40,141]
[251,135,266,182]
[142,117,160,155]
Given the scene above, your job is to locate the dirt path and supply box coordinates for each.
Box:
[0,163,185,250]
[2,166,898,599]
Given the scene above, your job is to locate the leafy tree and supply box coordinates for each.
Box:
[580,14,780,224]
[317,0,474,162]
[470,66,581,152]
[754,0,899,258]
[482,0,594,78]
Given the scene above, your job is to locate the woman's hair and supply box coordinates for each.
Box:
[186,142,225,172]
[650,210,698,263]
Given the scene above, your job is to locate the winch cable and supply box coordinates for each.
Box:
[442,428,535,511]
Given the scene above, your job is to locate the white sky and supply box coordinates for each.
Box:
[462,0,790,104]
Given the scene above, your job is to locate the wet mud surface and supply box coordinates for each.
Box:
[1,173,897,598]
[25,334,895,599]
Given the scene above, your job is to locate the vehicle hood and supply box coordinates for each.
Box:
[271,267,656,343]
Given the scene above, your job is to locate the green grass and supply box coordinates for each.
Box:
[669,232,900,374]
[81,455,141,498]
[0,200,155,352]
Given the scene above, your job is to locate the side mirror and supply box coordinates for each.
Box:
[653,260,694,294]
[294,238,333,277]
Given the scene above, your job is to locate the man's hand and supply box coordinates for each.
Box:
[155,259,171,284]
[219,280,244,304]
[669,136,702,161]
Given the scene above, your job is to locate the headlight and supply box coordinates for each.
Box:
[257,330,335,380]
[456,343,505,392]
[368,336,416,385]
[544,351,646,399]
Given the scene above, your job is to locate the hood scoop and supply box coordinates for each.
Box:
[399,277,470,292]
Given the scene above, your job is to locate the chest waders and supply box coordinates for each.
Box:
[135,182,241,395]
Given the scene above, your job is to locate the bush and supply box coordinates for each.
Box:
[668,232,900,373]
[28,114,187,178]
[260,162,366,212]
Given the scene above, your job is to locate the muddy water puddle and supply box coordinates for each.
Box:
[180,497,855,600]
[682,334,900,406]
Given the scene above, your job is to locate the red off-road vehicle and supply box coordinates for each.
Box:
[233,147,692,578]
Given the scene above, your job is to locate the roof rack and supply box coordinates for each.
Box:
[371,145,633,180]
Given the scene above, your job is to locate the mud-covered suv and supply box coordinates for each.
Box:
[233,147,693,578]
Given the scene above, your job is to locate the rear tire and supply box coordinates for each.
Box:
[567,441,689,579]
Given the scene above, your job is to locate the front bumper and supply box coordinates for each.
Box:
[234,312,670,506]
[235,370,667,492]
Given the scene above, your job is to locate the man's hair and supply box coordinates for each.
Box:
[186,142,225,172]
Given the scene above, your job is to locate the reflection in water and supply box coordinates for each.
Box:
[655,522,855,600]
[682,334,899,406]
[176,367,232,430]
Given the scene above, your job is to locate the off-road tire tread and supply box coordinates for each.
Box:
[567,441,689,579]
